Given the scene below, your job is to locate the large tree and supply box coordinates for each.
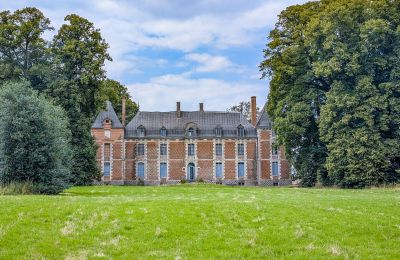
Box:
[227,101,260,122]
[0,81,72,194]
[48,14,111,185]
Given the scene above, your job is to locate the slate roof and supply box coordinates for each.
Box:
[125,111,257,139]
[256,102,272,129]
[92,101,123,129]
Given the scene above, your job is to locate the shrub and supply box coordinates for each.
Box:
[0,82,73,194]
[0,181,35,195]
[180,179,187,184]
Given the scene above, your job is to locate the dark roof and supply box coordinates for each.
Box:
[125,111,257,139]
[92,101,123,129]
[256,102,272,129]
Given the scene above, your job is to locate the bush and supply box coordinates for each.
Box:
[0,82,73,194]
[0,181,35,195]
[180,179,187,184]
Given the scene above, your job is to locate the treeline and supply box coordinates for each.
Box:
[0,8,138,193]
[261,0,400,187]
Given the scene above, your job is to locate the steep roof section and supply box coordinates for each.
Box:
[125,111,257,138]
[92,101,123,128]
[256,102,272,129]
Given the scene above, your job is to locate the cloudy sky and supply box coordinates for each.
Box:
[1,0,307,111]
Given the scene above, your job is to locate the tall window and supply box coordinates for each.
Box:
[215,162,223,178]
[188,144,195,156]
[238,162,245,178]
[137,162,145,179]
[187,127,195,137]
[160,128,167,137]
[103,143,111,176]
[215,143,222,156]
[237,144,244,156]
[160,143,167,156]
[215,127,222,137]
[272,162,279,176]
[237,126,245,137]
[160,163,167,178]
[137,143,145,155]
[272,145,278,156]
[138,126,146,137]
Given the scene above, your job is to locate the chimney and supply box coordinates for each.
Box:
[121,96,126,126]
[251,96,257,126]
[176,101,182,118]
[199,103,204,112]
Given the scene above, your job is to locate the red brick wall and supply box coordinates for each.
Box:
[281,160,290,179]
[147,141,157,160]
[198,160,213,180]
[169,142,184,159]
[197,141,213,159]
[261,160,271,179]
[169,160,185,180]
[224,141,235,159]
[111,160,122,180]
[126,142,136,159]
[224,160,236,179]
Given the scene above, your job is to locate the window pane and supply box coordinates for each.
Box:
[272,162,279,176]
[160,144,167,155]
[137,144,145,155]
[188,144,195,156]
[238,162,245,178]
[160,163,167,178]
[215,144,222,156]
[238,144,244,156]
[104,144,110,160]
[103,162,110,176]
[137,163,145,179]
[216,163,223,178]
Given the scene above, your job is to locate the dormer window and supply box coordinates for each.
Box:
[160,127,167,137]
[105,119,110,124]
[187,127,195,137]
[215,126,222,137]
[138,126,146,137]
[237,125,245,137]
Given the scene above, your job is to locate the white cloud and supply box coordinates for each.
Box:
[127,73,268,111]
[184,53,234,73]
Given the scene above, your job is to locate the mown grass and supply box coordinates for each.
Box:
[0,185,399,259]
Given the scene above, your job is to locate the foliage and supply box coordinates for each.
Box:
[0,186,399,258]
[0,181,35,195]
[96,79,139,123]
[261,0,400,187]
[0,81,72,194]
[227,101,260,121]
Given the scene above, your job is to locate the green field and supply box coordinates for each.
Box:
[0,185,399,259]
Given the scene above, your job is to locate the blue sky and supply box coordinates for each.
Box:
[1,0,308,111]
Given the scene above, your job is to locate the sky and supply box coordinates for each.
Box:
[1,0,308,111]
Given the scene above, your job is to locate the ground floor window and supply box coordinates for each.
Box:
[137,162,145,179]
[215,162,223,178]
[272,162,279,176]
[103,162,110,176]
[238,162,245,178]
[160,163,167,178]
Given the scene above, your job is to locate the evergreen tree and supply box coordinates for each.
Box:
[0,81,72,194]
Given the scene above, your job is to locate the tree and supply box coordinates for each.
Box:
[0,8,53,90]
[96,79,139,123]
[0,81,72,194]
[48,14,111,185]
[227,101,260,122]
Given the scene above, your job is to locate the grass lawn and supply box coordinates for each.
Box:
[0,185,399,259]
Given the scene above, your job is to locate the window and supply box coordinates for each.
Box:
[237,144,244,156]
[104,130,111,138]
[237,126,245,137]
[137,143,145,155]
[215,162,223,178]
[160,143,167,156]
[187,127,195,137]
[215,127,222,137]
[188,144,195,156]
[238,162,245,178]
[272,162,279,176]
[137,162,145,179]
[215,143,222,156]
[138,126,146,137]
[272,145,278,156]
[160,128,167,137]
[160,163,167,178]
[104,143,111,161]
[103,162,110,176]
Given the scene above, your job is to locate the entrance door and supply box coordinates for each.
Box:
[187,163,195,181]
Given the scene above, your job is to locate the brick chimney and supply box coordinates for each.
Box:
[176,101,182,118]
[121,96,126,126]
[199,103,204,112]
[251,96,257,126]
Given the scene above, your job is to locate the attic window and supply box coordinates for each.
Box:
[187,127,195,137]
[105,119,110,124]
[138,126,146,137]
[237,125,245,137]
[215,127,222,137]
[160,127,167,137]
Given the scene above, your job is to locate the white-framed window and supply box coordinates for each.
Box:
[272,162,279,176]
[237,143,244,156]
[272,145,278,156]
[238,162,245,178]
[160,143,167,156]
[215,162,223,178]
[103,162,110,176]
[138,126,146,137]
[237,126,245,137]
[103,143,111,176]
[160,163,167,179]
[137,162,145,179]
[160,127,167,137]
[215,127,222,137]
[137,143,145,155]
[188,143,195,156]
[215,143,222,156]
[187,127,195,137]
